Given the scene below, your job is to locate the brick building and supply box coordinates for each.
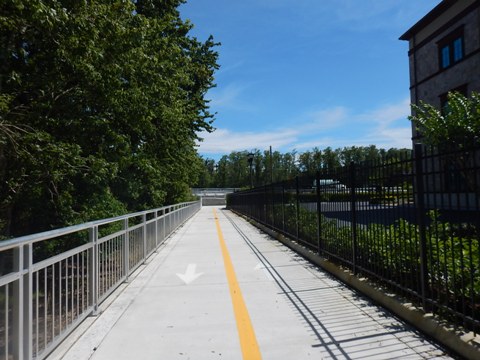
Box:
[400,0,480,209]
[400,0,480,144]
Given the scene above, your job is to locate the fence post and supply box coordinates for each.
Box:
[414,143,430,311]
[271,182,275,228]
[23,244,33,359]
[350,162,358,275]
[264,185,268,224]
[123,219,130,282]
[12,246,23,359]
[154,210,159,251]
[89,226,99,314]
[295,176,300,240]
[316,171,322,255]
[142,213,147,264]
[281,183,286,232]
[162,209,166,243]
[12,244,32,359]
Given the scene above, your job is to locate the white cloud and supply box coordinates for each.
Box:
[361,97,413,148]
[197,98,414,157]
[208,82,255,111]
[326,0,442,32]
[360,97,410,125]
[216,60,245,77]
[196,128,297,154]
[303,106,348,131]
[292,137,337,151]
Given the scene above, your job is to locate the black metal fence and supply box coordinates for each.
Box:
[227,144,480,333]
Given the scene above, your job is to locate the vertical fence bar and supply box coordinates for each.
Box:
[295,176,300,240]
[271,182,275,228]
[162,209,166,244]
[35,271,38,356]
[123,219,130,282]
[155,210,159,251]
[5,283,9,359]
[281,183,286,232]
[89,227,99,315]
[23,244,33,359]
[414,144,429,311]
[263,185,267,224]
[350,162,358,274]
[142,214,147,264]
[168,208,172,235]
[12,246,23,359]
[316,171,322,255]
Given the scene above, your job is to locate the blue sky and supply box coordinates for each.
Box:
[180,0,442,160]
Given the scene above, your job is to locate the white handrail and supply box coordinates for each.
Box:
[0,200,201,360]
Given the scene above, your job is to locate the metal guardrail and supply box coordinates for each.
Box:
[0,201,201,360]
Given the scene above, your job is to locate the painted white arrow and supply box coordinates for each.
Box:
[176,264,204,284]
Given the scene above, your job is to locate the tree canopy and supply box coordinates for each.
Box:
[195,146,411,189]
[0,0,219,238]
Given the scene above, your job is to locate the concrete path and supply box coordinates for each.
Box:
[50,206,453,360]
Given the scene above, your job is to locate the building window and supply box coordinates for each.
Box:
[438,27,464,69]
[453,37,463,62]
[441,45,451,67]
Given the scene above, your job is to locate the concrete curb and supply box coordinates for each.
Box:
[232,211,480,360]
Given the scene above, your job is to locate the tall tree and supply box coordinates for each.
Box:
[0,0,218,237]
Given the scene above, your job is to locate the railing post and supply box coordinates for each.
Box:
[12,246,22,359]
[350,162,358,275]
[12,244,32,359]
[316,171,322,255]
[175,206,178,229]
[168,207,172,235]
[175,206,178,230]
[177,206,180,228]
[154,210,159,251]
[123,219,130,282]
[89,226,99,315]
[176,206,180,229]
[414,143,430,311]
[295,176,300,240]
[162,209,166,242]
[142,213,147,264]
[23,244,33,359]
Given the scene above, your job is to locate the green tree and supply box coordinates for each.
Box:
[322,147,340,171]
[0,0,218,238]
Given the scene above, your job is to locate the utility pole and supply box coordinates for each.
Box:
[247,152,254,188]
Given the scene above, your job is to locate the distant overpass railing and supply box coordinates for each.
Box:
[0,201,201,360]
[191,188,239,197]
[191,188,240,206]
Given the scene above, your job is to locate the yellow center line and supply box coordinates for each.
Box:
[213,208,262,360]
